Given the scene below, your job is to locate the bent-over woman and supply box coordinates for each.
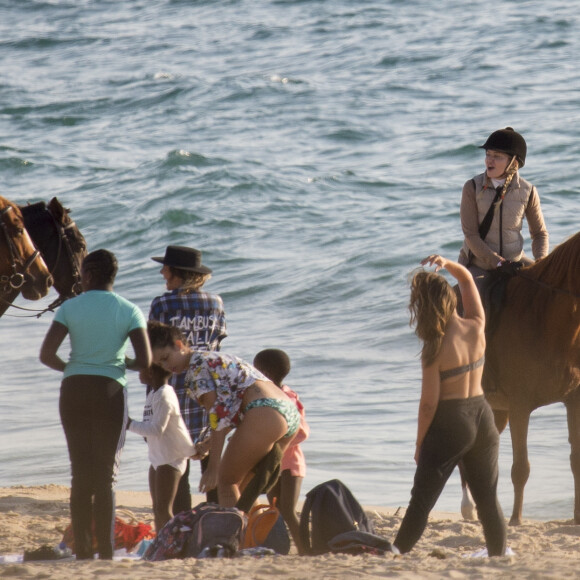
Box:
[147,321,299,508]
[393,255,506,556]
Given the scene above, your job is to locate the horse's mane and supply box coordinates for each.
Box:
[510,231,580,321]
[20,202,48,227]
[526,231,580,291]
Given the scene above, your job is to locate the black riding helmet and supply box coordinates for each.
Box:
[480,127,527,168]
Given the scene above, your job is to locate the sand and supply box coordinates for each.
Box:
[1,485,579,579]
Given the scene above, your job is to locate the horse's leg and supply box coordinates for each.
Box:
[494,409,509,434]
[508,408,531,526]
[565,389,580,523]
[458,461,477,520]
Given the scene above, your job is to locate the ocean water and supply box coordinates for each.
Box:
[1,0,579,522]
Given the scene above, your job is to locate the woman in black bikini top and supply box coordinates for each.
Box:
[392,255,506,557]
[439,355,485,381]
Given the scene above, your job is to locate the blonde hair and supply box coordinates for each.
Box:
[169,266,211,294]
[500,156,519,198]
[409,271,457,366]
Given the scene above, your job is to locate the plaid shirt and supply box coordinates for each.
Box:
[149,289,227,441]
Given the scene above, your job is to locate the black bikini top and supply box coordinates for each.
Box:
[439,355,485,382]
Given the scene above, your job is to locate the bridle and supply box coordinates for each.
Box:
[0,205,44,294]
[43,208,83,310]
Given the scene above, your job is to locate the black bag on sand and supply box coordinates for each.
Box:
[183,503,246,558]
[144,503,246,561]
[299,479,380,555]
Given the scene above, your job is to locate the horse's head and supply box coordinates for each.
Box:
[0,196,52,302]
[21,198,88,300]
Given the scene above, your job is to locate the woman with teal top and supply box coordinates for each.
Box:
[40,249,151,560]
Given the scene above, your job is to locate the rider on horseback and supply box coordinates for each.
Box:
[458,127,549,291]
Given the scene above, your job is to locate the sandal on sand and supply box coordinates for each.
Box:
[23,545,74,562]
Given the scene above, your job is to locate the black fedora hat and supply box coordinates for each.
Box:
[151,246,212,274]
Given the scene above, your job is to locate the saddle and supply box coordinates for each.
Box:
[456,261,523,393]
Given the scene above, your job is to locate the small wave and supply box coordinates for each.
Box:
[269,74,305,85]
[0,157,33,170]
[324,128,369,143]
[153,72,175,81]
[163,149,220,168]
[0,36,98,50]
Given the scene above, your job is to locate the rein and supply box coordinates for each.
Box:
[46,213,83,297]
[516,271,580,300]
[0,298,60,317]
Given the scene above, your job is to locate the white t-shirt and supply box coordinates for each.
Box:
[129,385,196,474]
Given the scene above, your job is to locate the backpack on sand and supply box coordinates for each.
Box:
[299,479,379,555]
[242,500,290,555]
[144,503,246,561]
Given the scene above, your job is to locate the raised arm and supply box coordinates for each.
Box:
[420,255,484,324]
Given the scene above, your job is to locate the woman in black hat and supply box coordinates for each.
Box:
[148,245,227,509]
[458,127,549,283]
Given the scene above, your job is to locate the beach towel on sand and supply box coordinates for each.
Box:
[61,512,153,554]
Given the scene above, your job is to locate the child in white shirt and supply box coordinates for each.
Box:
[128,364,196,531]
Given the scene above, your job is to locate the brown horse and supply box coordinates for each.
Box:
[0,196,52,315]
[462,231,580,525]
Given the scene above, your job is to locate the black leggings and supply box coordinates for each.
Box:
[59,375,127,559]
[394,396,506,556]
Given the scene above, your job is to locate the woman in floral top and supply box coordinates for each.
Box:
[147,321,300,507]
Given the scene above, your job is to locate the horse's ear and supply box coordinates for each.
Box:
[48,197,70,222]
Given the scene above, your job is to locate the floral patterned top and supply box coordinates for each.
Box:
[184,351,268,432]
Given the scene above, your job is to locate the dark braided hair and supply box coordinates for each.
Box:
[82,249,118,287]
